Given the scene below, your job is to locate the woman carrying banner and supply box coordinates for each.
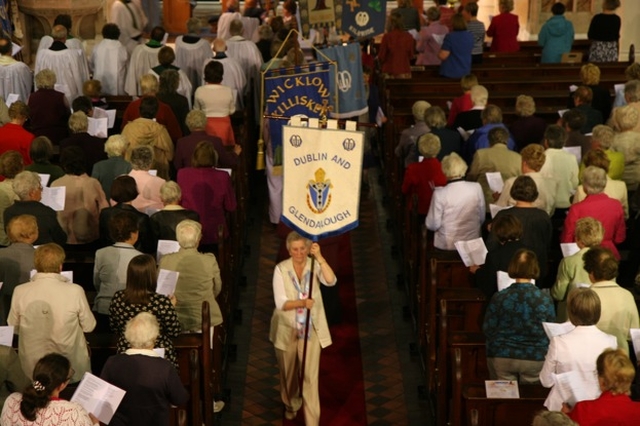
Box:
[269,231,337,424]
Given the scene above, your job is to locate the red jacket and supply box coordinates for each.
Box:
[569,391,640,426]
[487,12,519,52]
[378,29,415,77]
[401,157,447,215]
[0,123,34,166]
[121,96,182,142]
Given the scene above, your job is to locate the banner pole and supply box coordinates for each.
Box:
[299,254,316,398]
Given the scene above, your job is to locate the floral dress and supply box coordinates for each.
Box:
[109,291,181,368]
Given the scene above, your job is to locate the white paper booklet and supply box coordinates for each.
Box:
[489,204,512,219]
[497,271,535,291]
[153,348,166,358]
[93,107,117,129]
[563,146,582,165]
[454,238,488,267]
[560,243,580,258]
[38,174,51,187]
[5,93,19,107]
[542,321,575,339]
[219,168,233,176]
[87,117,108,138]
[457,127,475,142]
[41,186,66,211]
[485,380,519,399]
[630,328,640,359]
[558,109,569,118]
[0,326,14,347]
[71,373,126,425]
[156,269,179,296]
[485,172,504,194]
[156,240,180,262]
[30,269,73,282]
[553,370,600,407]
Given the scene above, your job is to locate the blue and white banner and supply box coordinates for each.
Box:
[341,0,386,39]
[282,124,364,241]
[319,43,368,119]
[264,63,332,168]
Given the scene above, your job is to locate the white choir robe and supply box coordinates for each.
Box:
[174,36,212,90]
[34,48,89,104]
[109,0,147,55]
[217,12,242,40]
[149,67,193,108]
[0,57,33,103]
[124,44,161,96]
[90,39,129,96]
[138,0,160,31]
[37,36,84,53]
[241,17,261,42]
[202,57,246,110]
[226,36,263,85]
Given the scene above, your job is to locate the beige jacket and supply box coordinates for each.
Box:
[467,144,521,211]
[122,118,174,180]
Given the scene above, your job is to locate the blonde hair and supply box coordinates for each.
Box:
[417,133,441,158]
[34,243,66,273]
[521,144,545,171]
[460,74,478,92]
[140,74,159,96]
[567,288,602,326]
[104,135,128,157]
[6,214,38,244]
[412,100,431,122]
[591,125,615,149]
[441,152,467,179]
[35,69,56,89]
[575,217,604,247]
[613,105,639,132]
[68,111,88,134]
[470,85,488,106]
[580,63,601,86]
[515,95,536,117]
[597,348,635,395]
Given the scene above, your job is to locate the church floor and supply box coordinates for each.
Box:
[221,168,430,425]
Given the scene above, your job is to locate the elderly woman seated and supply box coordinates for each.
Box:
[574,148,628,218]
[394,100,431,167]
[561,166,625,259]
[101,312,188,426]
[128,145,166,214]
[552,217,604,321]
[24,136,64,185]
[540,288,617,412]
[99,175,155,254]
[0,151,24,246]
[4,171,66,246]
[27,69,70,145]
[91,135,133,202]
[150,181,200,242]
[483,249,555,383]
[51,146,108,246]
[93,211,143,332]
[0,215,37,322]
[426,106,462,161]
[401,133,447,221]
[508,95,549,152]
[565,349,640,424]
[426,152,485,251]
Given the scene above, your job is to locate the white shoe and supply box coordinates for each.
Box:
[214,400,225,413]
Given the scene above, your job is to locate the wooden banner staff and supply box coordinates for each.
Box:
[299,253,316,398]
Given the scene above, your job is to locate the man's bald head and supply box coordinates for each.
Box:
[0,37,12,56]
[212,38,227,53]
[51,25,67,41]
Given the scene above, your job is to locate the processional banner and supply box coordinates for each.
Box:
[319,43,368,118]
[298,0,343,37]
[264,62,332,169]
[282,124,364,241]
[341,0,386,39]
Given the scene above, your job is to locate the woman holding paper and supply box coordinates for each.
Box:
[539,288,617,412]
[0,353,98,426]
[483,249,555,383]
[565,348,640,424]
[109,254,181,368]
[101,312,188,426]
[270,231,336,424]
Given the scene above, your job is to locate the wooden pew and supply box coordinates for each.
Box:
[449,339,489,426]
[436,290,487,426]
[461,383,548,426]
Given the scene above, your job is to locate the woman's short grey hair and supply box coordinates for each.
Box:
[186,17,201,34]
[160,180,182,204]
[186,109,207,131]
[592,125,615,149]
[613,105,639,132]
[12,171,42,200]
[130,145,154,170]
[582,166,607,195]
[124,312,160,349]
[441,152,468,179]
[176,219,202,248]
[68,111,88,134]
[105,135,128,157]
[624,80,640,103]
[424,106,447,129]
[470,85,488,107]
[258,24,274,40]
[412,100,431,122]
[417,133,441,158]
[35,69,57,89]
